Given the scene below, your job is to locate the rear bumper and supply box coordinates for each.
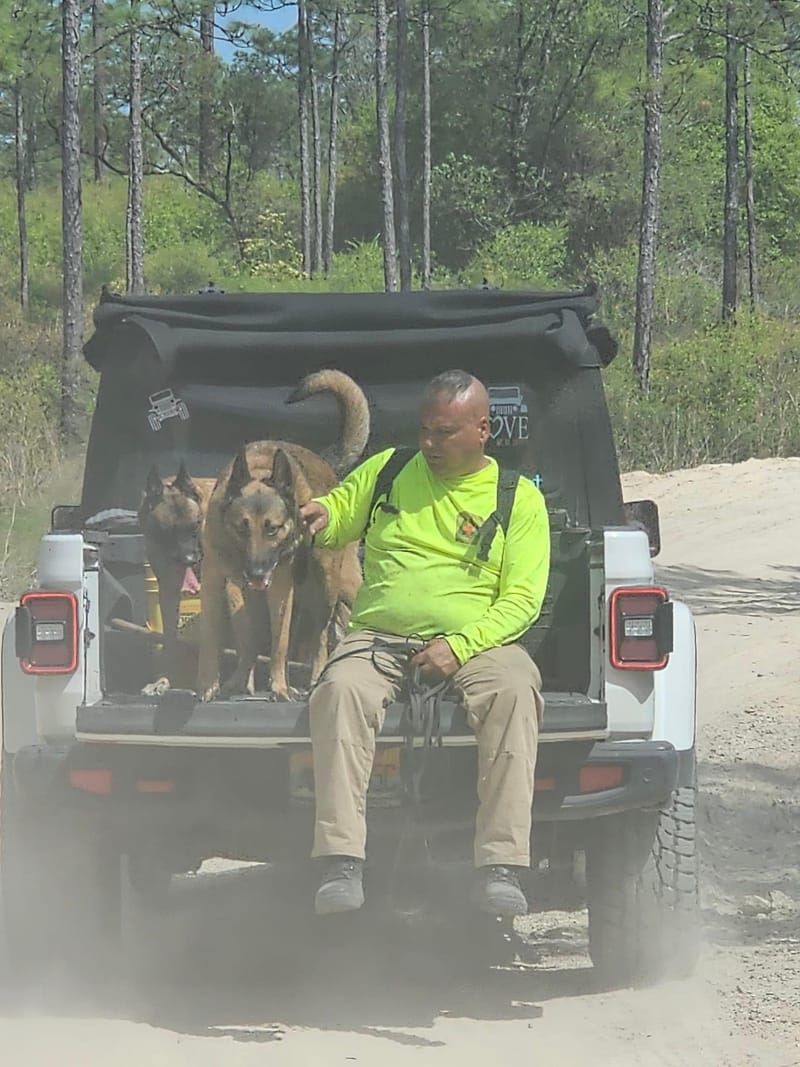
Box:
[8,736,684,834]
[532,739,683,820]
[66,693,683,824]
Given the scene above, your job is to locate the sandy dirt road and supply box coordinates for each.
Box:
[1,457,799,1066]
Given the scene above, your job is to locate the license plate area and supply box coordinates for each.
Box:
[289,746,404,807]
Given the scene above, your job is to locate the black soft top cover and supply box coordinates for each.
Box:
[80,286,622,527]
[85,286,615,377]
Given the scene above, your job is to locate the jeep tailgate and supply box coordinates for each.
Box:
[75,692,606,746]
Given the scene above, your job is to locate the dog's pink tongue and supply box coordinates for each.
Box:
[181,567,200,595]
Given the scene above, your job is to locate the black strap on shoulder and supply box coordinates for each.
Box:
[475,466,521,562]
[364,448,521,560]
[364,447,416,536]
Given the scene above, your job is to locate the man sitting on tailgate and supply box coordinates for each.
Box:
[299,369,550,918]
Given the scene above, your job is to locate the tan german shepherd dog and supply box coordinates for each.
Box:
[139,461,261,695]
[197,370,368,702]
[138,463,217,694]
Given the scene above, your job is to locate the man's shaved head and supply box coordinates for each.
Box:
[423,370,490,417]
[419,370,492,478]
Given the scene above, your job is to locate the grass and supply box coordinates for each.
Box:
[0,451,85,599]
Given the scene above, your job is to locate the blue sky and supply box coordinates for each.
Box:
[218,3,297,61]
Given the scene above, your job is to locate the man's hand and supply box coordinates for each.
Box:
[409,638,460,681]
[298,500,330,537]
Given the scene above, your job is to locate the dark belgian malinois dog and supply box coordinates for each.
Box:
[138,462,217,694]
[197,370,368,702]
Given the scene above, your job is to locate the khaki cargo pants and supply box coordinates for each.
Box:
[309,630,543,868]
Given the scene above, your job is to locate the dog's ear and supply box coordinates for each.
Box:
[144,465,164,507]
[269,448,295,505]
[226,443,252,502]
[173,459,200,502]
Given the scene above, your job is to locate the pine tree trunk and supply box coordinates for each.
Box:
[721,0,739,324]
[92,0,107,181]
[24,109,36,191]
[509,0,532,210]
[24,114,36,192]
[297,0,312,277]
[323,6,342,276]
[394,0,411,289]
[199,1,214,182]
[61,0,84,442]
[633,0,664,393]
[308,8,323,277]
[15,81,30,312]
[375,0,398,292]
[743,43,758,310]
[127,1,145,295]
[421,0,432,291]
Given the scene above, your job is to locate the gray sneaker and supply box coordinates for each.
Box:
[314,856,365,915]
[474,865,528,917]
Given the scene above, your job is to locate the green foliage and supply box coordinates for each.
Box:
[142,178,227,255]
[607,316,800,472]
[235,173,304,281]
[2,0,800,499]
[324,239,387,292]
[589,244,718,342]
[0,354,61,502]
[467,222,569,289]
[430,154,511,268]
[144,241,232,295]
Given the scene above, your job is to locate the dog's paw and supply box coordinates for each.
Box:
[142,677,171,697]
[267,685,303,703]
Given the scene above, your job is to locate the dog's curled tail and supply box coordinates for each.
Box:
[285,369,370,474]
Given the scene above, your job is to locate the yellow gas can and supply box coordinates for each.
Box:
[144,562,202,634]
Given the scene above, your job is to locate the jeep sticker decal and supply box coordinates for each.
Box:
[488,384,529,445]
[147,389,190,432]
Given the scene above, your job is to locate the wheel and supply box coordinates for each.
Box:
[148,413,161,431]
[176,401,189,420]
[0,761,122,988]
[585,769,700,987]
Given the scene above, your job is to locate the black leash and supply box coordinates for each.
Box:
[316,632,451,806]
[403,666,449,808]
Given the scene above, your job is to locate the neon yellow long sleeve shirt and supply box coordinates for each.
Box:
[314,448,550,665]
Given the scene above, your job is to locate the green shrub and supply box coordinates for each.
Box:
[144,241,234,296]
[607,315,800,471]
[590,243,718,342]
[326,239,393,292]
[467,222,569,289]
[0,358,61,502]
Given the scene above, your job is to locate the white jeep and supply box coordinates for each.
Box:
[1,286,698,986]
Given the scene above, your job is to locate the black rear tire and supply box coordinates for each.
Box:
[585,773,700,987]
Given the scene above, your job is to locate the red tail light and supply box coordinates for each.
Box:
[69,769,112,794]
[609,586,672,671]
[17,591,79,675]
[579,764,625,792]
